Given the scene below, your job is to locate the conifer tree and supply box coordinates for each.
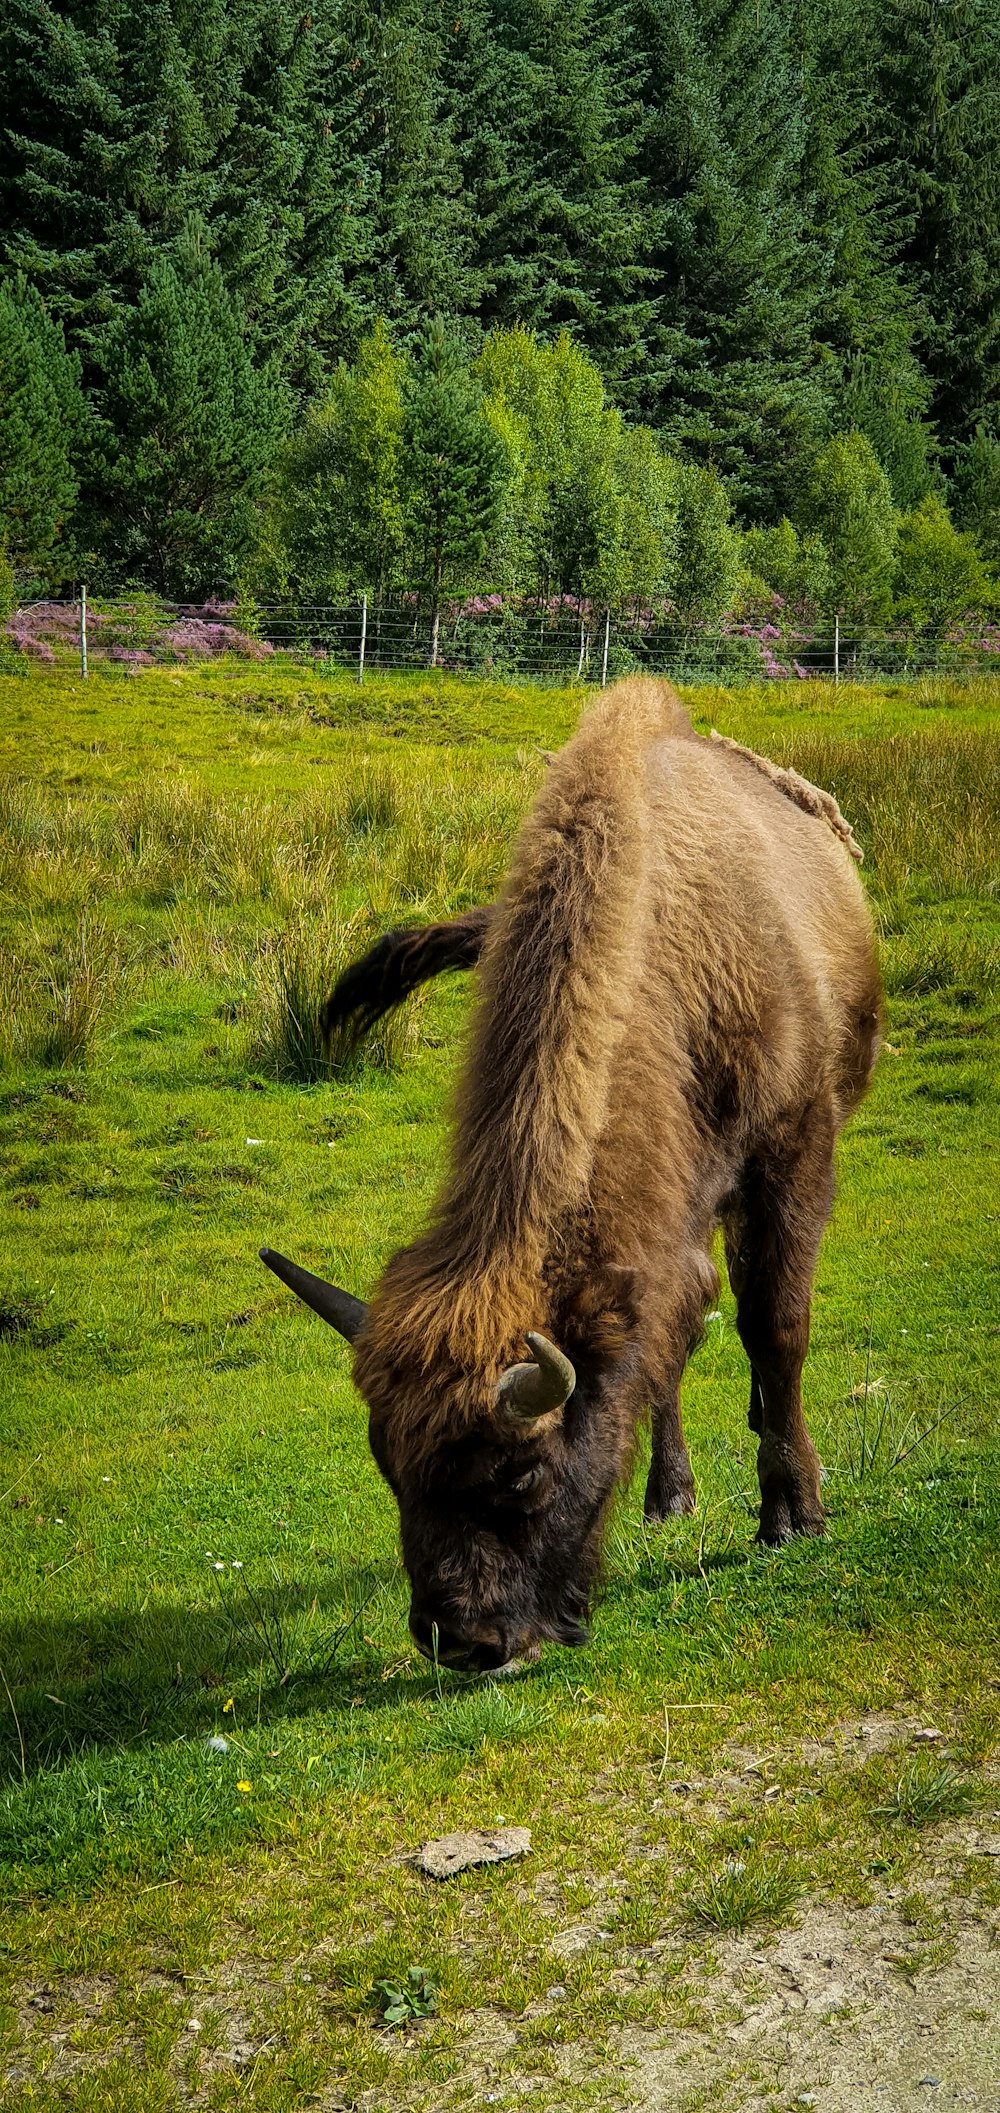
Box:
[442,0,653,390]
[951,431,1000,576]
[791,0,937,502]
[630,0,832,519]
[0,276,83,571]
[876,0,1000,452]
[0,0,379,375]
[85,234,287,595]
[343,0,479,335]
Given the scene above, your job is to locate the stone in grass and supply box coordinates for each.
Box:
[418,1827,531,1879]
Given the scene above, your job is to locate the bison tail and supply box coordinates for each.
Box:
[320,907,493,1056]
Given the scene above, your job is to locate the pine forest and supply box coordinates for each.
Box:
[2,0,1000,659]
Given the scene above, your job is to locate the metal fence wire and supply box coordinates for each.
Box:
[6,592,1000,684]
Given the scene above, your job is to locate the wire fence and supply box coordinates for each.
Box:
[6,591,1000,685]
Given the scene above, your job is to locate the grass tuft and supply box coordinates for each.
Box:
[37,916,115,1067]
[874,1758,980,1829]
[686,1855,801,1932]
[252,911,420,1081]
[207,1557,378,1689]
[0,915,120,1071]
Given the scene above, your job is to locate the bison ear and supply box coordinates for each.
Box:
[259,1247,367,1343]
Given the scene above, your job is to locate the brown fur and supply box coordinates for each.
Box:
[346,680,882,1668]
[709,730,864,861]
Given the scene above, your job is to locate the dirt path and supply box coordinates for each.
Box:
[620,1889,1000,2112]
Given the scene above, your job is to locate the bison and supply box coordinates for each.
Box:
[261,680,882,1672]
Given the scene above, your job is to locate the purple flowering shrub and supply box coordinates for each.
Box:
[720,583,815,678]
[2,599,273,666]
[945,618,1000,656]
[160,616,273,661]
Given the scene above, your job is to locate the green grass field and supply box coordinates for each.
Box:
[2,661,999,2111]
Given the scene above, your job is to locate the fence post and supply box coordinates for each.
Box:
[576,616,586,679]
[834,611,840,687]
[79,584,88,679]
[601,609,611,688]
[358,592,367,685]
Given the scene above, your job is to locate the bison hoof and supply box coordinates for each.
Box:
[757,1487,825,1546]
[644,1478,697,1524]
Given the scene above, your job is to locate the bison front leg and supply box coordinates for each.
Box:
[727,1101,836,1545]
[644,1377,697,1521]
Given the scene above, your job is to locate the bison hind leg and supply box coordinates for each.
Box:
[725,1100,837,1546]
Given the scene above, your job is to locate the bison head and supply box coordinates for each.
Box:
[260,1247,625,1670]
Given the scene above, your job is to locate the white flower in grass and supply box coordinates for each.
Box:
[213,1561,225,1572]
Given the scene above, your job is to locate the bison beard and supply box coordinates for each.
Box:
[262,681,882,1670]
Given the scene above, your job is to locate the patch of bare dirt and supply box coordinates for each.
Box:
[617,1893,1000,2113]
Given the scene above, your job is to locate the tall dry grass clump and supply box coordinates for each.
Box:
[0,916,123,1071]
[251,911,420,1082]
[781,729,1000,901]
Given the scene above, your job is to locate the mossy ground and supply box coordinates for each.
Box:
[1,661,999,2109]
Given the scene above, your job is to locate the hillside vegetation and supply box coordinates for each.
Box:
[3,0,1000,633]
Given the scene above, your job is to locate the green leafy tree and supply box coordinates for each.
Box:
[796,431,897,624]
[0,547,16,627]
[402,317,510,662]
[86,236,287,595]
[478,327,627,602]
[275,320,406,597]
[892,493,991,634]
[742,516,831,618]
[0,276,83,572]
[608,425,679,612]
[670,463,742,624]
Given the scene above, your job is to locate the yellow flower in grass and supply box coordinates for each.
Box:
[236,1779,253,1793]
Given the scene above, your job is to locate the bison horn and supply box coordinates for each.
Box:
[259,1247,367,1343]
[495,1331,576,1422]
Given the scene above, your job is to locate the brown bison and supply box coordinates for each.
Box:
[261,681,882,1672]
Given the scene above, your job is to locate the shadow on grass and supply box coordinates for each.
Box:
[0,1565,419,1785]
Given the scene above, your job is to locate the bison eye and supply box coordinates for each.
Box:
[509,1465,543,1495]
